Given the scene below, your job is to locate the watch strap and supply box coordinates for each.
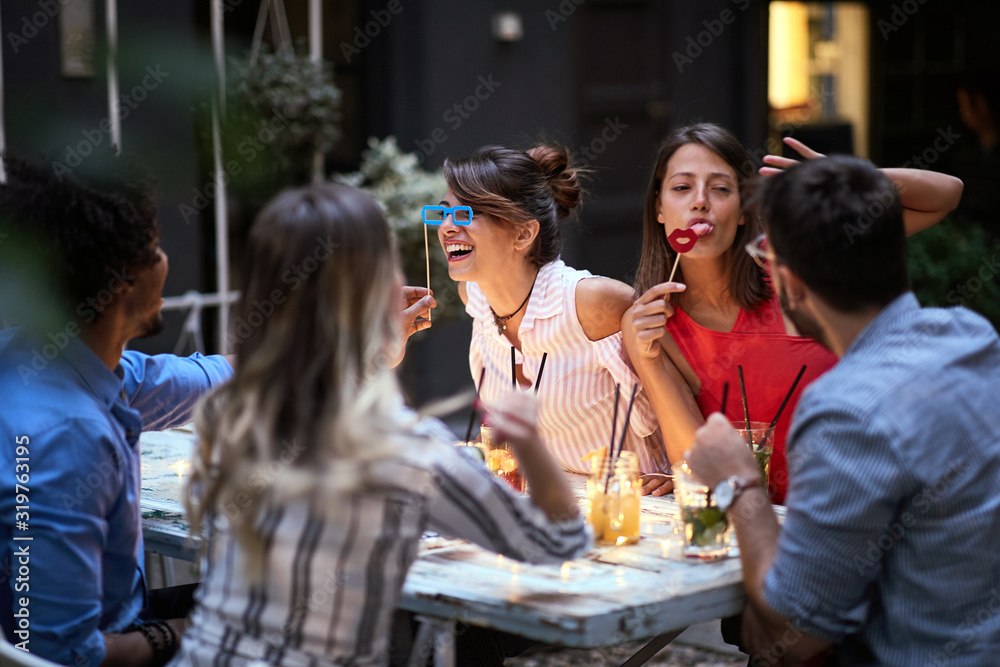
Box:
[722,474,763,512]
[731,475,763,494]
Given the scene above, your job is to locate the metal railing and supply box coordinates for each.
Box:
[160,290,240,355]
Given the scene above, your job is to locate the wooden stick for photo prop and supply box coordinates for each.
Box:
[761,365,807,448]
[423,224,431,323]
[464,367,487,443]
[738,365,752,447]
[666,228,700,283]
[510,345,517,389]
[533,352,548,395]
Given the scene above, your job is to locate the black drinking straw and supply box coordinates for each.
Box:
[616,384,639,455]
[604,384,621,491]
[761,365,807,447]
[738,365,752,446]
[510,346,517,389]
[464,367,487,442]
[720,381,730,417]
[606,384,638,492]
[533,352,548,395]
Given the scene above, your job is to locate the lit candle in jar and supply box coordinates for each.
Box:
[170,459,191,477]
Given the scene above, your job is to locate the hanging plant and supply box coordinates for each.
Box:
[218,40,343,205]
[228,42,343,158]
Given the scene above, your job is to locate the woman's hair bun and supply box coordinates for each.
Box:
[526,144,583,219]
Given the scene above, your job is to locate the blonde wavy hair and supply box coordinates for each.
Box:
[186,183,418,576]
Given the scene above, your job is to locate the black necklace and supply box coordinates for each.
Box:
[490,272,538,336]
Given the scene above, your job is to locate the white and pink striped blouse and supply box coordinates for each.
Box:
[466,260,667,475]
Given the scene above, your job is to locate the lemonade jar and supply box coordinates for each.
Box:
[588,452,641,546]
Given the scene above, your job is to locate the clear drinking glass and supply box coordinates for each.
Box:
[673,460,731,560]
[732,421,775,488]
[479,425,525,493]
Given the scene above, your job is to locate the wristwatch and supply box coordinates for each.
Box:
[714,475,763,513]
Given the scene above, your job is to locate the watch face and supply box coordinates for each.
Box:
[715,480,734,511]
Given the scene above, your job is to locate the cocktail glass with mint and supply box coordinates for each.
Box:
[673,461,731,560]
[733,421,775,488]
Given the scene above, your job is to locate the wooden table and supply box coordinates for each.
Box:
[140,429,761,665]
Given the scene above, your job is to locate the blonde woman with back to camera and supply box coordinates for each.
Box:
[170,183,590,666]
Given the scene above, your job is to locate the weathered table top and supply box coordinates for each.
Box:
[140,429,763,648]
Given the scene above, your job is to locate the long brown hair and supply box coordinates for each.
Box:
[443,144,584,267]
[633,123,771,310]
[187,183,419,576]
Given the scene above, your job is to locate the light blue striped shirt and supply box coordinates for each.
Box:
[764,293,1000,666]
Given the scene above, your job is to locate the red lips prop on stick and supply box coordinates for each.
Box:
[666,228,699,282]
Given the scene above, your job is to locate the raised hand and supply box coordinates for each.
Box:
[627,282,687,362]
[402,286,436,338]
[759,136,826,177]
[485,390,542,453]
[388,286,436,368]
[685,413,758,490]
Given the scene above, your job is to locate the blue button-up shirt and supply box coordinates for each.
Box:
[764,293,1000,665]
[0,327,232,665]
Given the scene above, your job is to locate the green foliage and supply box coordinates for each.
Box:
[0,233,65,335]
[336,137,463,322]
[228,44,343,155]
[220,43,343,211]
[907,218,1000,330]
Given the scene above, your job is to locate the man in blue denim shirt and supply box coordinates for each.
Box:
[0,154,233,666]
[688,156,1000,665]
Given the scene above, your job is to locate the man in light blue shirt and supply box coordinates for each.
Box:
[0,154,233,666]
[687,156,1000,665]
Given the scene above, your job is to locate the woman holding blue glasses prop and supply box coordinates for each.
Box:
[622,124,964,501]
[425,144,669,481]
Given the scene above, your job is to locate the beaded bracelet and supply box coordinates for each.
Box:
[150,619,179,660]
[126,619,177,666]
[133,622,164,661]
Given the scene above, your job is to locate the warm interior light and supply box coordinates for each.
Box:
[767,2,871,157]
[768,2,810,109]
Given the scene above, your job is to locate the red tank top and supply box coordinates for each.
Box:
[666,294,837,504]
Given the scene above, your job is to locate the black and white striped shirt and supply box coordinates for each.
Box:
[171,418,591,666]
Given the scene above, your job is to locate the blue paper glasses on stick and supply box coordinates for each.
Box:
[421,205,473,225]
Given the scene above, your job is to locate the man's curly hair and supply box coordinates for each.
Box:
[0,152,160,323]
